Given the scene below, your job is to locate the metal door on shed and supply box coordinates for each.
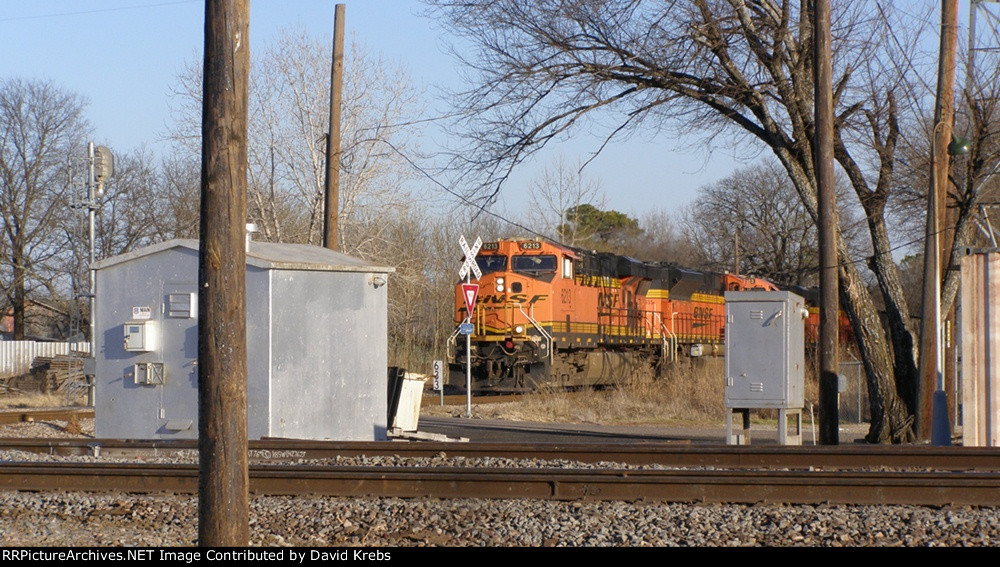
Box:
[156,283,199,437]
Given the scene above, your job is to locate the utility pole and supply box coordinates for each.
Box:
[323,3,345,251]
[814,0,840,444]
[732,230,740,275]
[917,0,959,445]
[198,0,250,546]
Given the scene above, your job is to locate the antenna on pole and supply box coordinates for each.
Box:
[87,142,113,406]
[93,145,114,197]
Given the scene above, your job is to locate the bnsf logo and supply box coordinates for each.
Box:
[477,294,548,305]
[693,307,715,319]
[598,292,619,308]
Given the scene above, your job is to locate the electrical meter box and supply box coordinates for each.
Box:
[724,290,806,409]
[123,320,158,352]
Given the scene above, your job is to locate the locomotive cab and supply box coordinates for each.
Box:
[448,239,574,392]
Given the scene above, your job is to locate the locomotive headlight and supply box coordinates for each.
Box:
[495,277,505,292]
[515,325,524,334]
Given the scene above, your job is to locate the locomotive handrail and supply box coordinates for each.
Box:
[516,303,553,364]
[652,312,676,363]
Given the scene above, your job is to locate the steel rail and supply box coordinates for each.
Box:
[0,408,94,425]
[0,394,503,426]
[0,462,996,506]
[2,438,999,471]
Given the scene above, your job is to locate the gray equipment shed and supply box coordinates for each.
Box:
[93,239,394,441]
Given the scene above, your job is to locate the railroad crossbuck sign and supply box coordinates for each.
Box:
[458,235,482,280]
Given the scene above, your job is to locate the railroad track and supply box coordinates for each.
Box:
[425,393,523,406]
[2,408,999,507]
[0,460,996,506]
[0,438,999,506]
[0,407,93,425]
[0,397,488,420]
[2,438,999,471]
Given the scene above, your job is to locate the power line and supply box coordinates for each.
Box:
[383,131,977,277]
[0,1,196,23]
[874,1,935,95]
[377,139,556,244]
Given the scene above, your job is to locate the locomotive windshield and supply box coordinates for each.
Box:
[512,254,557,274]
[476,255,507,274]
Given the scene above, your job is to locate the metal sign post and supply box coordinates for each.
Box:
[458,235,482,418]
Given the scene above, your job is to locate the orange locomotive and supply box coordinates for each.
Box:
[782,285,855,345]
[447,238,777,393]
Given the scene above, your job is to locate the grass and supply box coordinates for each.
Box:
[63,413,84,435]
[0,391,85,409]
[515,358,738,426]
[426,352,854,428]
[425,357,733,426]
[1,350,861,430]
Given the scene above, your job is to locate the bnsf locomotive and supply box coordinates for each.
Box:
[447,238,782,393]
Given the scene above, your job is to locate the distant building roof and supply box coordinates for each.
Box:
[93,239,394,274]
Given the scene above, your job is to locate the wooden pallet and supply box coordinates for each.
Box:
[25,354,87,393]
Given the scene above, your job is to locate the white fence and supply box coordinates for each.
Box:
[0,341,91,377]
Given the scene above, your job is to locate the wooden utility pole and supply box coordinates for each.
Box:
[814,0,839,444]
[198,0,250,546]
[732,231,740,275]
[917,0,959,444]
[323,3,345,251]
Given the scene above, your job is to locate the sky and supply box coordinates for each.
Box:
[0,1,769,222]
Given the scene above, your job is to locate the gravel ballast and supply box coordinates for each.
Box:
[0,417,996,547]
[0,491,997,547]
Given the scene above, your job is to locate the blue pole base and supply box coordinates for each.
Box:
[931,390,952,446]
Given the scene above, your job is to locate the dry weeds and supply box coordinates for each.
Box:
[62,413,84,436]
[425,353,842,427]
[0,392,84,410]
[426,358,733,426]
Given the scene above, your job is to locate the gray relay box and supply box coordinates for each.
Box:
[724,290,806,409]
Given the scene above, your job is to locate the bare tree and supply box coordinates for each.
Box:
[166,28,421,254]
[151,155,202,240]
[92,148,165,257]
[0,78,89,339]
[683,162,817,285]
[627,209,701,265]
[882,5,1000,364]
[524,156,606,245]
[425,0,952,442]
[242,29,423,250]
